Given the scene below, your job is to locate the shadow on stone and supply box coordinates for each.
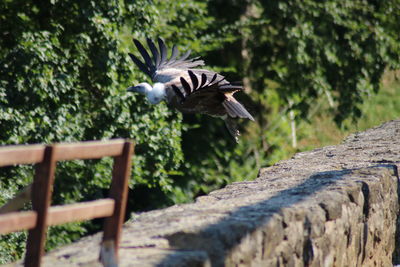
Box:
[158,168,367,267]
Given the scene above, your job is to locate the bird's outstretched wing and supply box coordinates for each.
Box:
[128,38,205,81]
[171,70,254,121]
[171,70,254,142]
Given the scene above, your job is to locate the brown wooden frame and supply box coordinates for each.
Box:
[0,139,134,267]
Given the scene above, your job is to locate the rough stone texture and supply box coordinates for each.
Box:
[14,120,400,266]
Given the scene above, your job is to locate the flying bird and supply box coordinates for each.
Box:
[127,38,254,142]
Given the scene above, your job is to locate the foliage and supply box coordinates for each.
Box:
[253,0,400,123]
[0,0,191,262]
[297,71,400,150]
[176,0,400,200]
[0,0,399,263]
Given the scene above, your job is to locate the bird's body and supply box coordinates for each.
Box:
[128,38,254,141]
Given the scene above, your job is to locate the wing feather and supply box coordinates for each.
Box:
[188,70,199,90]
[146,38,160,67]
[223,99,255,120]
[158,38,168,66]
[168,45,179,64]
[129,38,205,81]
[209,73,218,83]
[178,50,191,61]
[133,39,155,73]
[180,77,192,96]
[200,73,207,88]
[128,53,152,77]
[219,84,243,92]
[171,84,185,102]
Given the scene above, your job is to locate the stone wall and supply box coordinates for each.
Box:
[36,120,400,266]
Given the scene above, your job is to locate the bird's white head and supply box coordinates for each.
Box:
[127,82,166,104]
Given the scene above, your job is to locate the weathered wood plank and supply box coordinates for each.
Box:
[0,211,37,234]
[102,141,134,257]
[0,199,115,235]
[54,139,126,161]
[47,199,115,226]
[0,139,127,167]
[0,145,45,167]
[25,146,57,267]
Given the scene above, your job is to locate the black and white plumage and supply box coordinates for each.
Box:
[127,37,254,141]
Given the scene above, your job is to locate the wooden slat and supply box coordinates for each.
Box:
[54,139,126,161]
[47,199,115,226]
[26,146,57,267]
[103,141,134,257]
[0,199,115,235]
[0,145,45,167]
[0,139,127,167]
[0,211,37,234]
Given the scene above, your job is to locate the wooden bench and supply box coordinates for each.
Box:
[0,139,134,267]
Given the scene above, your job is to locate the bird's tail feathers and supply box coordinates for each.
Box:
[222,99,254,121]
[224,117,240,143]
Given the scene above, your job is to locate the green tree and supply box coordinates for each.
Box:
[174,0,400,199]
[0,0,208,262]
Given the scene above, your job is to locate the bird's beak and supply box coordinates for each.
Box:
[127,86,137,92]
[127,85,146,94]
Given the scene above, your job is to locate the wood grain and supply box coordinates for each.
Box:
[102,141,134,257]
[47,199,115,225]
[25,146,57,267]
[0,145,45,167]
[54,139,126,161]
[0,211,37,234]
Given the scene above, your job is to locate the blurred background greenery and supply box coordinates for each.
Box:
[0,0,399,263]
